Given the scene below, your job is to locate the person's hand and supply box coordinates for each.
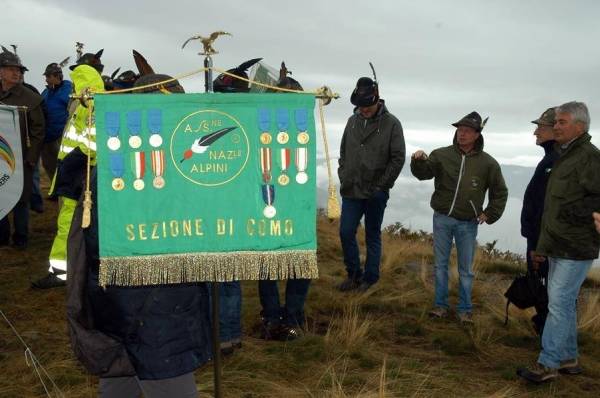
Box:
[477,213,488,224]
[530,251,546,271]
[593,212,600,234]
[411,150,427,160]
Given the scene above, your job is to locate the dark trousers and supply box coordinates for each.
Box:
[527,238,549,335]
[339,191,389,284]
[216,281,242,342]
[259,279,311,327]
[0,200,29,245]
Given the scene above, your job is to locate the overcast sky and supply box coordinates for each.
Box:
[3,0,599,165]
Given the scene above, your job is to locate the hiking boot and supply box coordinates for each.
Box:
[31,273,66,289]
[559,359,583,375]
[428,307,448,319]
[517,362,558,384]
[457,312,474,325]
[279,325,304,341]
[337,278,359,292]
[356,281,375,293]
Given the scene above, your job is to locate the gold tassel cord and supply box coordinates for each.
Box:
[81,88,94,228]
[318,98,341,219]
[99,250,318,287]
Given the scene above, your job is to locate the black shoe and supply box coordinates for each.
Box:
[279,325,304,341]
[31,273,66,289]
[260,320,282,340]
[337,278,360,292]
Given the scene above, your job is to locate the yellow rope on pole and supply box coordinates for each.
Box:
[318,98,341,219]
[81,88,93,228]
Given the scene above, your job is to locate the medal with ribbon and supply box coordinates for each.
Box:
[130,151,146,190]
[262,184,276,219]
[295,108,310,144]
[277,148,291,186]
[151,150,165,189]
[147,109,163,148]
[127,110,143,149]
[258,108,272,145]
[105,112,121,151]
[295,147,308,184]
[110,153,125,191]
[276,108,289,144]
[260,147,272,183]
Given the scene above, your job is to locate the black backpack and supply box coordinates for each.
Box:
[504,271,548,325]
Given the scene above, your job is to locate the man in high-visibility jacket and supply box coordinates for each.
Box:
[32,52,104,289]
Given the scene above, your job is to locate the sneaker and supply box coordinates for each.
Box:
[337,278,360,292]
[457,312,474,324]
[279,325,304,341]
[428,307,448,318]
[31,273,66,289]
[559,359,583,375]
[517,362,558,384]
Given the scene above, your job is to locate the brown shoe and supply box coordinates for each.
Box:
[428,307,448,318]
[559,359,583,375]
[457,312,474,324]
[517,362,558,384]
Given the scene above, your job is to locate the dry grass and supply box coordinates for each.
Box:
[1,197,600,397]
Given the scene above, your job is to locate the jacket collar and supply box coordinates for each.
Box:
[0,82,24,100]
[452,132,484,155]
[540,140,556,155]
[556,133,591,155]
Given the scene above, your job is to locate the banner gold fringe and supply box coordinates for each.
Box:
[99,250,318,287]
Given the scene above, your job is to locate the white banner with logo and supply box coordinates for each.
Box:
[0,105,23,219]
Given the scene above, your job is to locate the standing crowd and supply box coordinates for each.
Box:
[1,45,599,396]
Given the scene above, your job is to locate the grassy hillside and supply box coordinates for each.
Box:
[1,196,600,397]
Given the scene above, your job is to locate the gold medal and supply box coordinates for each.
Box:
[153,176,165,189]
[133,179,145,191]
[297,132,310,145]
[111,177,125,191]
[260,132,272,145]
[276,131,289,145]
[278,174,290,186]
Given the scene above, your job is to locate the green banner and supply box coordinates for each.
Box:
[95,93,317,286]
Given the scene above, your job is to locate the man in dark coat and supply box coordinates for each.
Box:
[520,107,559,334]
[337,76,405,292]
[518,101,600,384]
[0,49,45,248]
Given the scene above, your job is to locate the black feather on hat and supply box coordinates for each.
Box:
[213,58,262,93]
[452,111,488,132]
[350,77,379,107]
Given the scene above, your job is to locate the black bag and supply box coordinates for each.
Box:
[504,271,547,325]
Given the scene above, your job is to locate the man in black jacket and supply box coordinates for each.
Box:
[337,77,405,292]
[520,107,559,334]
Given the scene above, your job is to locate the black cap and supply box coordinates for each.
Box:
[452,111,484,132]
[350,77,379,107]
[43,63,62,76]
[70,49,104,73]
[213,58,262,93]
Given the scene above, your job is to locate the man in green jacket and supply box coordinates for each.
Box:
[411,112,507,323]
[337,76,405,292]
[518,101,600,384]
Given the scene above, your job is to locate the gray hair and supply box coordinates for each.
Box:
[555,101,590,132]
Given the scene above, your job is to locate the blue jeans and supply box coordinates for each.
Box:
[0,200,29,245]
[538,257,592,369]
[217,281,242,342]
[259,279,311,327]
[339,191,389,284]
[432,212,478,314]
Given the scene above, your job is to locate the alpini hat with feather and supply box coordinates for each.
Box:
[70,49,104,73]
[452,111,487,132]
[0,46,28,71]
